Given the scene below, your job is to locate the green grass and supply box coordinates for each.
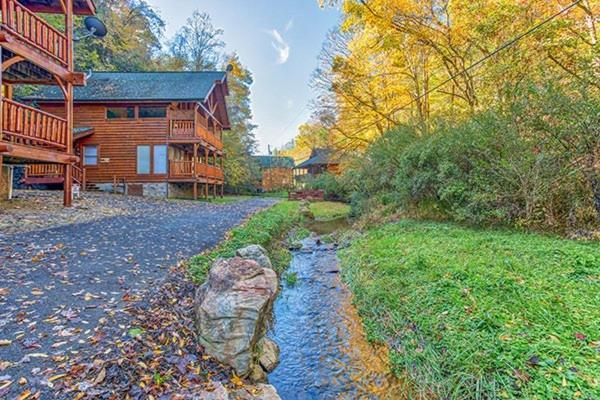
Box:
[189,201,302,282]
[340,220,600,399]
[284,271,298,287]
[309,201,351,220]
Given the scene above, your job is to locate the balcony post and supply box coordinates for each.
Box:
[62,0,74,207]
[0,46,3,145]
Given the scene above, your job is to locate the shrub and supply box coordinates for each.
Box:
[340,83,600,232]
[305,172,348,201]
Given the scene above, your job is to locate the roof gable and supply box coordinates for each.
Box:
[28,71,227,103]
[296,148,339,169]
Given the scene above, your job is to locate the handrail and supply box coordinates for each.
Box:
[169,160,194,177]
[196,124,222,148]
[169,119,195,138]
[26,164,63,177]
[72,164,85,188]
[0,0,68,65]
[169,160,223,180]
[24,164,86,190]
[2,98,68,150]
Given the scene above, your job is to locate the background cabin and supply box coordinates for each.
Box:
[294,148,340,183]
[253,155,294,192]
[26,71,229,199]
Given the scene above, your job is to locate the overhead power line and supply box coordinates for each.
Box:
[347,0,584,136]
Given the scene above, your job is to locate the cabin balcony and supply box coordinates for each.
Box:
[197,124,222,149]
[0,0,69,73]
[1,97,75,163]
[168,118,223,149]
[168,160,224,183]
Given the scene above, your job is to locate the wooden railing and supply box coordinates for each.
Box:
[0,0,68,65]
[25,163,86,188]
[169,120,195,138]
[169,160,194,177]
[206,165,224,180]
[72,164,85,187]
[168,117,223,149]
[26,164,63,177]
[169,160,223,180]
[2,98,68,150]
[197,124,222,149]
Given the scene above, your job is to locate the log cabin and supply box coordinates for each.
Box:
[25,71,229,199]
[0,0,97,206]
[253,155,294,192]
[294,148,340,182]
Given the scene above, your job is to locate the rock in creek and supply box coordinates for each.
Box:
[194,249,279,379]
[258,337,280,372]
[236,244,273,270]
[195,382,281,400]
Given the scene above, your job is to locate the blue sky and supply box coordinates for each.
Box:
[146,0,340,153]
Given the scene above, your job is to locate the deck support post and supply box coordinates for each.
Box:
[220,183,224,198]
[62,0,74,207]
[213,182,216,199]
[193,182,198,200]
[205,182,209,200]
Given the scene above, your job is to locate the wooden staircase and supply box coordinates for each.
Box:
[23,164,86,190]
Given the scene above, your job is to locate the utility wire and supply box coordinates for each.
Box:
[344,0,584,137]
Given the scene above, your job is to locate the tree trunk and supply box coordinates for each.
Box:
[585,169,600,221]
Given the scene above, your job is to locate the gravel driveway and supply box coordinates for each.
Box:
[0,193,277,398]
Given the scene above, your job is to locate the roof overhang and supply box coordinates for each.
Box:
[21,0,96,16]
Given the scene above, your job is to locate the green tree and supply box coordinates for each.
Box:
[222,54,260,192]
[168,11,225,71]
[74,0,165,71]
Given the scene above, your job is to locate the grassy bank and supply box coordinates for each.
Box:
[340,220,599,399]
[189,201,302,282]
[309,201,351,220]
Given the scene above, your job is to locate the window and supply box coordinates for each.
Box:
[107,107,135,119]
[83,145,98,166]
[137,145,151,174]
[153,145,167,174]
[139,106,167,119]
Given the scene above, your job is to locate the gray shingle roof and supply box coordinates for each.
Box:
[253,156,295,169]
[295,148,338,169]
[28,71,227,102]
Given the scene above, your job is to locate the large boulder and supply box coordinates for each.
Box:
[194,256,278,377]
[236,245,272,270]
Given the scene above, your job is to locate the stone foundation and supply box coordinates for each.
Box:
[94,182,168,198]
[168,183,194,199]
[1,165,14,200]
[142,183,168,198]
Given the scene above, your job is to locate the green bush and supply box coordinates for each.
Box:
[341,83,600,232]
[305,172,348,201]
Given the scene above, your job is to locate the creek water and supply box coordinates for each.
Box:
[267,224,407,399]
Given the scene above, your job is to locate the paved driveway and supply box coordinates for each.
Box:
[0,195,276,397]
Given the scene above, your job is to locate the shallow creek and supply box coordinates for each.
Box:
[267,223,407,399]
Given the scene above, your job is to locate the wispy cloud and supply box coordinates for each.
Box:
[266,28,290,65]
[285,18,294,32]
